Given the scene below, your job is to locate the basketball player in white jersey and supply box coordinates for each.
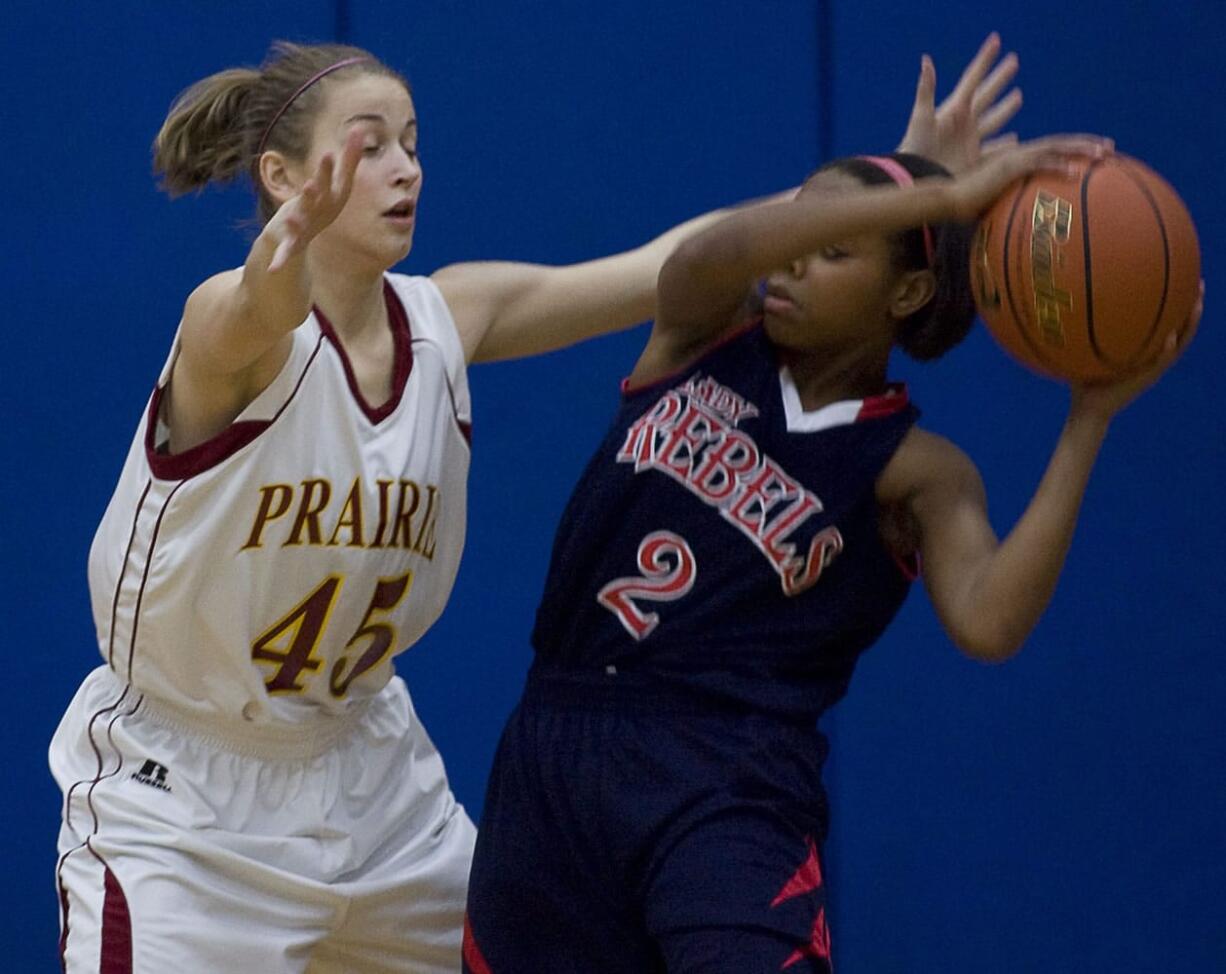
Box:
[49,36,1025,974]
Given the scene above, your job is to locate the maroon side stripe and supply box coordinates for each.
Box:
[100,860,133,973]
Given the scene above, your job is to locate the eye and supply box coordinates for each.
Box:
[362,140,383,156]
[820,245,847,261]
[402,144,419,161]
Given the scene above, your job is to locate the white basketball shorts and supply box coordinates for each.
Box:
[50,665,476,973]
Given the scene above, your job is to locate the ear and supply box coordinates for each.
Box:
[257,150,305,209]
[889,268,936,320]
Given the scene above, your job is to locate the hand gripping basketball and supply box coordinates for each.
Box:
[945,135,1113,223]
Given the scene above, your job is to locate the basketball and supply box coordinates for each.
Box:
[969,154,1200,383]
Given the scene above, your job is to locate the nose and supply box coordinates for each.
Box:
[787,257,805,278]
[392,146,421,187]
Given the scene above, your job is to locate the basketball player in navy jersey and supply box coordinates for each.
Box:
[462,54,1202,974]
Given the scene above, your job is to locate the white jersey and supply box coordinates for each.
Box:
[87,273,471,728]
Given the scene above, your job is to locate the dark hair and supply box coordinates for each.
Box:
[152,41,408,223]
[807,152,976,361]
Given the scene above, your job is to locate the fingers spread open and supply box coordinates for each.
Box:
[977,89,1023,138]
[950,32,1002,105]
[972,52,1019,116]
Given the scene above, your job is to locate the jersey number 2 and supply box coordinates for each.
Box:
[597,531,696,640]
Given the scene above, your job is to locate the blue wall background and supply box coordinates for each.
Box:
[2,2,1221,970]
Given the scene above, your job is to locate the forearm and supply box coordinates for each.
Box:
[687,182,947,283]
[960,408,1110,657]
[465,190,797,363]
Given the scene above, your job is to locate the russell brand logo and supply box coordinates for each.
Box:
[131,759,172,793]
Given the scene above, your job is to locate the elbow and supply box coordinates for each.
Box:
[951,623,1029,664]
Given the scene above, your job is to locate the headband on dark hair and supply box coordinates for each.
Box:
[256,56,371,158]
[857,155,935,267]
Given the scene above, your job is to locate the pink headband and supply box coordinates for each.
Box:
[256,56,371,158]
[858,155,936,267]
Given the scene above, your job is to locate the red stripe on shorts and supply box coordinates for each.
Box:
[462,914,494,974]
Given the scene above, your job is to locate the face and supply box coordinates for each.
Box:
[762,171,905,355]
[295,73,422,271]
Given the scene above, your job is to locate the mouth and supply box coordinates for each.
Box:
[762,284,798,316]
[382,200,417,226]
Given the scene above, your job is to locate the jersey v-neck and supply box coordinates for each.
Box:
[778,365,910,434]
[313,278,414,424]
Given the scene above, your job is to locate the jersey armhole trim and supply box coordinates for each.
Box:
[143,335,324,481]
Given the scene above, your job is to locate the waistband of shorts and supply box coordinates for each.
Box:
[98,669,380,759]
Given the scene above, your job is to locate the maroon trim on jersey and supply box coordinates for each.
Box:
[144,335,325,481]
[107,480,152,668]
[854,383,911,421]
[100,862,133,973]
[314,278,414,424]
[620,319,763,398]
[57,854,72,966]
[458,420,472,445]
[126,484,186,682]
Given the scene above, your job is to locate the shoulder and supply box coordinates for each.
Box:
[877,425,983,507]
[182,268,244,327]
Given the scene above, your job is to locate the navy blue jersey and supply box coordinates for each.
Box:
[531,324,919,723]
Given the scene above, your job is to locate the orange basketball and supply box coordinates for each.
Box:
[970,154,1200,383]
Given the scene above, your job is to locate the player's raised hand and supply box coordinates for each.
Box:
[897,32,1024,174]
[266,129,365,273]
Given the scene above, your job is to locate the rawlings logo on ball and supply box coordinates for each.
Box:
[972,222,1002,311]
[1031,190,1074,346]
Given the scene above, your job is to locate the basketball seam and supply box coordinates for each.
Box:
[1116,162,1172,368]
[1083,162,1102,363]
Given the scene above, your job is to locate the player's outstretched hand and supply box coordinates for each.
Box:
[897,32,1023,174]
[944,134,1114,222]
[1070,280,1204,421]
[265,130,364,273]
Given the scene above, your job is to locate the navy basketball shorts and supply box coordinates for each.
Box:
[463,672,834,974]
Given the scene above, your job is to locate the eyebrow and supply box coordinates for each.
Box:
[343,113,418,131]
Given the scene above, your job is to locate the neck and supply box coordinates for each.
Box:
[777,342,892,412]
[308,258,388,341]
